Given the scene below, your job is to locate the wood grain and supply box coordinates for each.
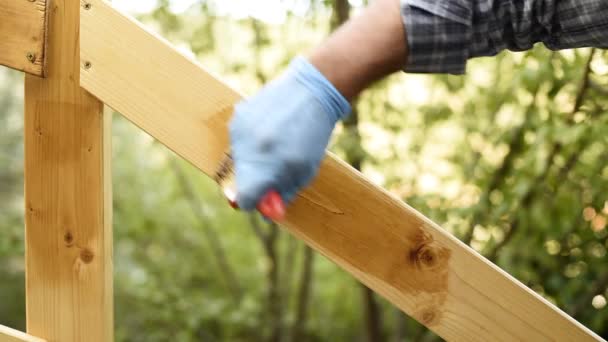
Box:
[24,0,113,341]
[0,0,49,76]
[0,325,45,342]
[80,0,603,340]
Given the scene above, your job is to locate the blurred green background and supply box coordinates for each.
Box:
[1,0,607,341]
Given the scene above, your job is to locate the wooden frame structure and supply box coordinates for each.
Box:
[0,0,604,341]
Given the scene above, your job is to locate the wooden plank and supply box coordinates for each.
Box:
[0,325,45,342]
[24,0,113,341]
[79,0,603,340]
[0,0,49,76]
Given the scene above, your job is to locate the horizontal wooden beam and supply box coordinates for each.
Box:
[0,325,45,342]
[79,0,603,340]
[0,0,49,76]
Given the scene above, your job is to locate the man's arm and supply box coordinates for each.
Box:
[314,0,608,82]
[309,0,407,101]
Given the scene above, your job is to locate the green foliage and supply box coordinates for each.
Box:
[1,1,607,341]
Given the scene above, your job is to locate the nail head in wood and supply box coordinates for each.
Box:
[83,2,92,10]
[26,52,36,63]
[84,61,92,70]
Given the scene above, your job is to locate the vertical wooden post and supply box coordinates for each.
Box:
[24,0,113,340]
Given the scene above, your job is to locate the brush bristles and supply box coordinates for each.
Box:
[214,153,234,184]
[215,153,238,207]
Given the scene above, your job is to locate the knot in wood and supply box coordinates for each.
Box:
[80,249,94,263]
[64,231,74,246]
[410,244,441,270]
[419,309,439,326]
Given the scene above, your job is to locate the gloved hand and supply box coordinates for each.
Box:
[229,56,351,211]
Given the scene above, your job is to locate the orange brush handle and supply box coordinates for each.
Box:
[227,190,286,221]
[256,190,286,220]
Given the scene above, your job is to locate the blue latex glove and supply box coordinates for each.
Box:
[229,56,351,211]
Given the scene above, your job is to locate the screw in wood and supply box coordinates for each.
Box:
[83,61,92,70]
[26,52,36,63]
[83,2,92,10]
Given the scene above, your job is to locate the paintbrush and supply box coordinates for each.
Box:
[214,153,286,221]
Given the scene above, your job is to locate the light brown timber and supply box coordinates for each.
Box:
[79,0,602,340]
[0,0,49,76]
[24,0,113,341]
[0,325,45,342]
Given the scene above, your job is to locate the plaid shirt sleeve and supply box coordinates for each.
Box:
[401,0,608,74]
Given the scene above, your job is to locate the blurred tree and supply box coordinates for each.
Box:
[0,69,26,332]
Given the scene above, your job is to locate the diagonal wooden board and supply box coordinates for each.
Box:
[0,0,49,76]
[0,325,45,342]
[79,0,603,340]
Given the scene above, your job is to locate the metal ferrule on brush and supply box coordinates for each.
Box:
[214,154,239,209]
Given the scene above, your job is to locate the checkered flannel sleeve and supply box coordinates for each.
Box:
[401,0,608,74]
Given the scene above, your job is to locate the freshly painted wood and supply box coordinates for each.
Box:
[0,0,49,76]
[24,0,113,341]
[0,325,45,342]
[80,0,602,340]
